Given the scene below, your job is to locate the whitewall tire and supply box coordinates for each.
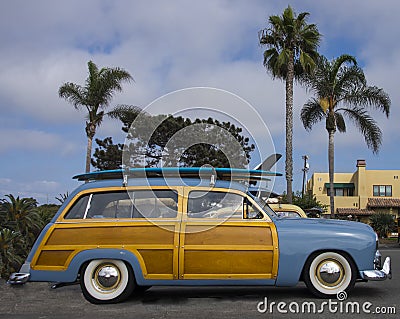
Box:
[80,259,134,304]
[304,252,356,298]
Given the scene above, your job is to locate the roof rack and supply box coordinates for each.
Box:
[73,167,282,182]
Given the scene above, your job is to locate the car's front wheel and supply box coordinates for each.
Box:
[304,251,356,298]
[80,259,134,304]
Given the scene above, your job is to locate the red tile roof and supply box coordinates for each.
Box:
[368,198,400,208]
[336,208,375,216]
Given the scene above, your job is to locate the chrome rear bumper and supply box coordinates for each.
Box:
[7,272,30,285]
[361,256,391,281]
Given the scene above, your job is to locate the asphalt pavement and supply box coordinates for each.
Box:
[0,245,398,319]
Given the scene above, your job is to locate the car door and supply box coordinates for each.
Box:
[178,187,279,280]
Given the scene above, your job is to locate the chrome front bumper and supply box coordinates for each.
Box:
[7,272,30,285]
[360,250,392,281]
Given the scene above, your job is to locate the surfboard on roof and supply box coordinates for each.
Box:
[73,166,282,182]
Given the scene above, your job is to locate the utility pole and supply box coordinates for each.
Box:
[301,155,309,197]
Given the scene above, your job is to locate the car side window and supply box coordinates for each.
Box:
[132,190,178,218]
[64,194,90,219]
[187,191,263,219]
[64,190,178,219]
[276,211,300,218]
[188,191,242,219]
[245,199,264,219]
[86,192,131,219]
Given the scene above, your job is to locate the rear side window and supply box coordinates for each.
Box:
[64,195,90,219]
[64,190,178,219]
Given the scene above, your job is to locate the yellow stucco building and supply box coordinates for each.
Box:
[307,160,400,221]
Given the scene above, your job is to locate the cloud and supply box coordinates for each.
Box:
[0,128,77,155]
[0,178,63,204]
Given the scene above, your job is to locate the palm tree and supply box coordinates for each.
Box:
[0,195,41,246]
[59,61,133,173]
[259,6,321,203]
[300,54,391,217]
[0,228,23,278]
[55,192,69,204]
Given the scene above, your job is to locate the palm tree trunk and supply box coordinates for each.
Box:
[328,129,335,218]
[285,52,295,204]
[85,121,97,173]
[86,136,93,173]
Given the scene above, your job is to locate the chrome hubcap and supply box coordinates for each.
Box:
[93,264,121,291]
[316,260,344,287]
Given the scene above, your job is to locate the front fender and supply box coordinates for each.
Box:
[274,218,376,286]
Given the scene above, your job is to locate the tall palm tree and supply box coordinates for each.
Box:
[259,6,321,203]
[59,61,133,173]
[300,54,391,217]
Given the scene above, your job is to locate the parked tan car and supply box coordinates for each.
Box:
[269,203,308,218]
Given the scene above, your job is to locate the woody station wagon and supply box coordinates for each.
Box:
[8,167,391,304]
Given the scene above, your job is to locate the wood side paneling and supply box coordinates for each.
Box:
[184,225,272,246]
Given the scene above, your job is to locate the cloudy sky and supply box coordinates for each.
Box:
[0,0,398,204]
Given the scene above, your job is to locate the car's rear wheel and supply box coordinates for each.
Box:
[304,251,356,298]
[80,259,134,304]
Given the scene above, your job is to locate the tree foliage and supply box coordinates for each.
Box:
[91,137,124,170]
[0,195,59,278]
[369,212,396,238]
[92,112,255,170]
[281,191,326,213]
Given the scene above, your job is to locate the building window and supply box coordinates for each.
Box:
[335,188,344,196]
[395,176,399,180]
[373,185,392,197]
[327,188,354,197]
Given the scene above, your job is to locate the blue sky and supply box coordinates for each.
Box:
[0,0,398,204]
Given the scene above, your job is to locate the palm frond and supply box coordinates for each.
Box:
[296,12,310,23]
[342,107,382,153]
[300,98,325,131]
[299,55,331,96]
[331,54,357,79]
[334,112,346,133]
[263,48,286,79]
[283,5,295,22]
[58,83,87,109]
[107,105,144,120]
[87,60,99,87]
[343,86,391,117]
[95,68,133,108]
[299,51,316,74]
[335,65,366,97]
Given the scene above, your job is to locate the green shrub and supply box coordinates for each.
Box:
[369,212,396,238]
